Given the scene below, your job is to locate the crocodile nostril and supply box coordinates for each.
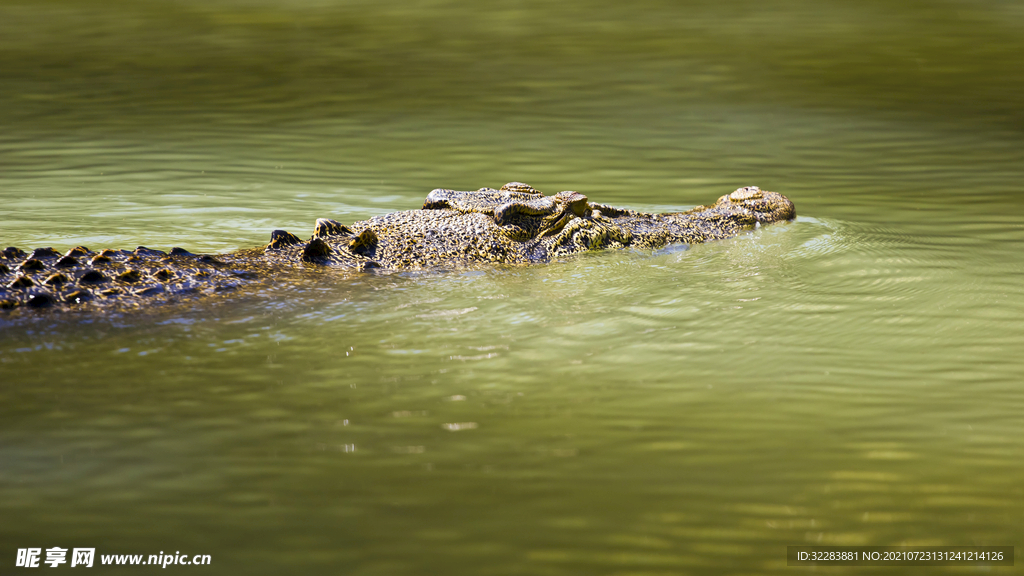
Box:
[729,186,763,201]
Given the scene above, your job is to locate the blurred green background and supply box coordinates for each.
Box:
[4,0,1024,126]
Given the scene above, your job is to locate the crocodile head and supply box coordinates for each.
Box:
[706,186,796,224]
[259,183,795,270]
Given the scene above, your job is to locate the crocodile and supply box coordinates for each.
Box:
[0,183,794,312]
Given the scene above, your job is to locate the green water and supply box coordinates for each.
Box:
[2,1,1024,574]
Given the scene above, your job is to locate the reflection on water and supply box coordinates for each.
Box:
[2,1,1023,574]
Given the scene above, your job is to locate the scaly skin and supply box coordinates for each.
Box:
[0,183,795,312]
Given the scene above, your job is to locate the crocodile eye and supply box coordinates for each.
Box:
[555,191,590,216]
[499,182,541,195]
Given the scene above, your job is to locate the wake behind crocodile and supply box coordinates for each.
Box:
[0,183,795,316]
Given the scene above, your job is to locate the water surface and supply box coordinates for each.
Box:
[2,1,1023,574]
